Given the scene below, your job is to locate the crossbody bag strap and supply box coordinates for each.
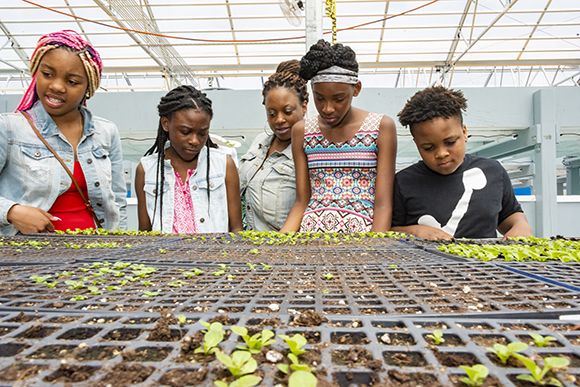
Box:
[20,111,103,229]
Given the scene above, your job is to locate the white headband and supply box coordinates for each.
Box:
[311,65,358,84]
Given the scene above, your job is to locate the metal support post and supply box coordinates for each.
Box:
[305,0,323,51]
[563,157,580,195]
[532,89,558,237]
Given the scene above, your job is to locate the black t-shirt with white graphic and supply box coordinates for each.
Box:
[392,154,523,238]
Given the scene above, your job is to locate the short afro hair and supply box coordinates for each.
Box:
[397,86,468,130]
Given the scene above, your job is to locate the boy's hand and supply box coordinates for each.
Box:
[393,225,454,240]
[498,212,532,240]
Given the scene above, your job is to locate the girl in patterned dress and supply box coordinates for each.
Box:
[281,40,397,233]
[135,86,242,233]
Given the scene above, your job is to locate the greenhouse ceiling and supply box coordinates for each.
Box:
[0,0,579,91]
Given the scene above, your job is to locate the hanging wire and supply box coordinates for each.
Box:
[325,0,337,44]
[22,0,440,44]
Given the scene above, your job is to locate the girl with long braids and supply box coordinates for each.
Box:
[238,60,308,231]
[0,30,126,235]
[135,85,242,233]
[281,39,397,233]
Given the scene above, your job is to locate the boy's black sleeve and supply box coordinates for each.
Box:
[391,175,407,227]
[498,166,523,224]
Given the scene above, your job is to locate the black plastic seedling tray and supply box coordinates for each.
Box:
[1,261,579,319]
[0,312,579,386]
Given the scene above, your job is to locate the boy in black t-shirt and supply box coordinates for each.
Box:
[392,86,532,240]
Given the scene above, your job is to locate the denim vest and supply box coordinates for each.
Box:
[0,101,127,235]
[238,133,296,231]
[140,145,229,233]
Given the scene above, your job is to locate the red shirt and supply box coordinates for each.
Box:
[49,161,95,231]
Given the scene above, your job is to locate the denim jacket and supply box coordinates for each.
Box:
[0,101,127,235]
[238,133,296,231]
[140,145,229,233]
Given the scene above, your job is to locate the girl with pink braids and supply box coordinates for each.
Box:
[0,30,126,235]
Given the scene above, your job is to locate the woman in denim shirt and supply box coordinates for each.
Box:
[238,60,308,231]
[0,30,126,235]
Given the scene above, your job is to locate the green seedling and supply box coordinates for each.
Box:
[177,314,187,324]
[246,263,256,270]
[287,370,317,387]
[459,364,489,386]
[249,248,259,255]
[45,282,57,288]
[113,262,131,269]
[260,263,272,269]
[232,326,276,354]
[142,290,159,297]
[215,350,258,378]
[141,280,152,287]
[91,262,103,269]
[193,268,205,276]
[278,333,307,356]
[513,354,569,386]
[278,354,315,374]
[183,272,194,278]
[426,330,445,345]
[322,273,334,280]
[30,274,51,284]
[56,271,74,277]
[70,295,88,301]
[168,281,184,288]
[79,268,90,272]
[222,252,228,256]
[125,244,132,248]
[113,271,124,277]
[214,375,261,387]
[119,280,128,286]
[158,248,166,254]
[65,280,84,290]
[218,264,230,270]
[195,321,224,355]
[529,332,558,348]
[107,285,119,291]
[214,270,225,276]
[87,286,103,295]
[322,289,329,294]
[98,267,113,274]
[125,276,138,282]
[486,342,528,364]
[227,275,236,280]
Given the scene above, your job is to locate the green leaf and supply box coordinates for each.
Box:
[288,371,317,387]
[236,375,261,387]
[278,364,289,374]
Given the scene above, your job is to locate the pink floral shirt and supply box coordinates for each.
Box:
[173,169,197,233]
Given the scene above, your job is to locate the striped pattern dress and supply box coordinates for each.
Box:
[300,112,382,233]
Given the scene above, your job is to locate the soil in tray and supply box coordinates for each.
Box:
[377,332,416,346]
[57,327,101,340]
[328,319,363,328]
[331,347,383,370]
[147,314,184,342]
[383,351,427,367]
[486,352,525,368]
[449,374,504,387]
[246,317,283,328]
[331,332,371,345]
[122,346,173,362]
[44,364,98,383]
[516,334,564,348]
[45,316,80,324]
[424,333,465,347]
[469,334,510,347]
[8,311,42,322]
[16,325,60,339]
[288,310,329,327]
[285,330,321,344]
[28,344,77,359]
[380,369,442,387]
[102,328,143,341]
[507,373,565,387]
[0,363,48,381]
[158,368,208,387]
[432,348,479,367]
[208,314,238,326]
[177,331,214,363]
[76,345,124,361]
[95,362,155,387]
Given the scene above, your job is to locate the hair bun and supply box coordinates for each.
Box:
[276,59,300,76]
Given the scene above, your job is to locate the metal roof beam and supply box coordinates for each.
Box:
[375,1,390,62]
[445,0,473,66]
[449,0,519,69]
[517,0,552,60]
[0,21,29,69]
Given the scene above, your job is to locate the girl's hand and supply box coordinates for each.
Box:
[7,205,57,233]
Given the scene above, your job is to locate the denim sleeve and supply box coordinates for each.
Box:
[109,125,127,229]
[0,115,17,226]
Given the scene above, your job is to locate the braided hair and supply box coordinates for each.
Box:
[299,39,358,81]
[145,85,216,229]
[397,86,468,131]
[16,30,102,112]
[262,59,309,105]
